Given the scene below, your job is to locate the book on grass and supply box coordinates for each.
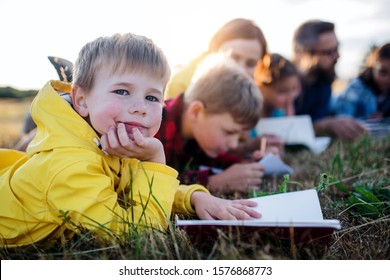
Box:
[258,153,294,175]
[359,117,390,140]
[176,189,341,243]
[254,115,331,154]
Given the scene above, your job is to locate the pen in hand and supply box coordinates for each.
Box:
[260,136,267,156]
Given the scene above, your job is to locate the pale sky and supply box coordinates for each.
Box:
[0,0,389,90]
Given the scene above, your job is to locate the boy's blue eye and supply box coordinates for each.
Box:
[114,89,129,96]
[146,95,159,102]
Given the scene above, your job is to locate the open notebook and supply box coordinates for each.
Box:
[254,115,331,154]
[177,189,341,243]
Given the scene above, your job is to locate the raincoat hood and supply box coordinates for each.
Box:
[27,80,101,156]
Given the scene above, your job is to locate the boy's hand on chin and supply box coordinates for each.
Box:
[100,125,165,164]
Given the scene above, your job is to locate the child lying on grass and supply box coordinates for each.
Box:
[0,33,261,247]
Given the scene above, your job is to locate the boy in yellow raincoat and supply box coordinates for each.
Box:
[0,33,261,247]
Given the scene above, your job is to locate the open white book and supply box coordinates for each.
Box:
[254,115,331,154]
[177,189,341,242]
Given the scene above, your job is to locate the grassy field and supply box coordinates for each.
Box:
[0,98,34,148]
[0,99,389,260]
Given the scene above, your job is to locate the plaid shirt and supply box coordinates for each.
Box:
[155,94,243,186]
[333,77,390,119]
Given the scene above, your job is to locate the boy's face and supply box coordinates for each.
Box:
[74,68,165,139]
[192,110,246,158]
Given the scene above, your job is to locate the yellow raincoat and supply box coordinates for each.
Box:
[0,81,208,247]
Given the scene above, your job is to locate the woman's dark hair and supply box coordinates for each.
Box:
[359,42,390,95]
[254,53,299,86]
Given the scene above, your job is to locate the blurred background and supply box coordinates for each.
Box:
[0,0,389,91]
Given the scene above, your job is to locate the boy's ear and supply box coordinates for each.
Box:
[187,101,205,120]
[72,86,89,117]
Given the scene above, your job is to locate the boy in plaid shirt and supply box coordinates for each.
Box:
[155,57,265,194]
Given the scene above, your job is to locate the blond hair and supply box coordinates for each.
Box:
[73,33,171,91]
[184,55,262,129]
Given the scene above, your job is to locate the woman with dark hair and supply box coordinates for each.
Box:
[333,42,390,119]
[165,18,268,99]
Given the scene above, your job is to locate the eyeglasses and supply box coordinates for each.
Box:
[310,45,339,57]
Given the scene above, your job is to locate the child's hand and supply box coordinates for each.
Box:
[190,191,261,220]
[252,135,285,161]
[208,162,264,193]
[100,123,165,164]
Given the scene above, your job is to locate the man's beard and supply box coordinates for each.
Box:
[304,64,337,85]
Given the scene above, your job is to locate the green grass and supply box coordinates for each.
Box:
[1,136,389,260]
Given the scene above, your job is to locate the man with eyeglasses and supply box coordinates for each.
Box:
[292,19,367,141]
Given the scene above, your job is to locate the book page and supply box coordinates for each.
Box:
[258,153,294,175]
[176,189,341,230]
[248,189,323,222]
[255,115,331,154]
[359,117,390,140]
[255,115,315,144]
[310,137,332,155]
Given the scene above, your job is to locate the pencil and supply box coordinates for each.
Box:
[260,137,267,154]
